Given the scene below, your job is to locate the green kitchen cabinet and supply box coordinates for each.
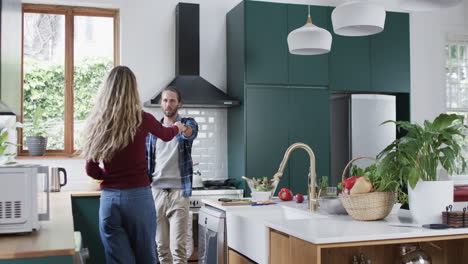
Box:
[245,1,288,85]
[229,86,330,196]
[330,10,409,94]
[227,1,411,196]
[241,1,331,86]
[287,4,330,86]
[245,87,290,193]
[0,256,73,264]
[371,12,410,93]
[71,196,105,264]
[329,15,371,92]
[227,0,247,186]
[288,88,330,195]
[228,1,332,195]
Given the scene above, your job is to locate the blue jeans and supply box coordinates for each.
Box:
[99,186,156,264]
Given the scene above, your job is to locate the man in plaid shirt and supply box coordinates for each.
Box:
[146,86,198,264]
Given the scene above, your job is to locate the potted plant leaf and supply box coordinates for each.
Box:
[0,120,22,165]
[25,107,48,156]
[376,113,467,224]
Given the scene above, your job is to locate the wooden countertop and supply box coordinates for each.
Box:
[0,192,76,259]
[70,191,101,197]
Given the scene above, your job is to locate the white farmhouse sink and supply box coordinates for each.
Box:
[226,205,327,264]
[230,204,318,220]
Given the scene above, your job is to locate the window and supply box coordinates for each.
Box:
[21,4,119,156]
[445,33,468,174]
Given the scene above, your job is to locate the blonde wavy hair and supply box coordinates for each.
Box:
[81,66,142,162]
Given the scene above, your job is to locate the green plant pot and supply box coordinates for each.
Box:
[26,136,47,156]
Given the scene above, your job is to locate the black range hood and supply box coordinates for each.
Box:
[144,3,239,108]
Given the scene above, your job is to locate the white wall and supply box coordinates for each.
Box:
[19,0,468,185]
[410,2,468,123]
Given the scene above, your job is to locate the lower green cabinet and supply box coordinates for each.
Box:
[240,86,331,196]
[71,196,105,264]
[0,256,73,264]
[289,88,330,195]
[246,87,290,194]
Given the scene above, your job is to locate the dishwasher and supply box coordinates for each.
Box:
[198,205,226,264]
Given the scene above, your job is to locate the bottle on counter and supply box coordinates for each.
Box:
[352,255,359,264]
[396,243,431,264]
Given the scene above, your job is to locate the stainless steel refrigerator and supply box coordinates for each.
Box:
[331,94,396,186]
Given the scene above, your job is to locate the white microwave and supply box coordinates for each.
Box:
[0,165,50,234]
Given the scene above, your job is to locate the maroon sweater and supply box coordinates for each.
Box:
[85,111,179,189]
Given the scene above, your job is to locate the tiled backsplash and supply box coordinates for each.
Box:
[6,108,228,190]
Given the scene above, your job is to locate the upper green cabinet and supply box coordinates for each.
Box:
[371,12,410,93]
[329,34,371,92]
[244,1,330,86]
[287,5,329,86]
[330,10,410,94]
[329,7,371,92]
[245,1,288,84]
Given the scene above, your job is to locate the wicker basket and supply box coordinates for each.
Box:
[340,156,395,221]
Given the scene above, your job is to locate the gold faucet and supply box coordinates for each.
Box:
[273,142,318,212]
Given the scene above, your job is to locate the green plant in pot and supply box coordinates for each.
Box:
[25,107,48,156]
[377,113,467,224]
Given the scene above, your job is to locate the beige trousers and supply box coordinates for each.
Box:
[152,188,190,264]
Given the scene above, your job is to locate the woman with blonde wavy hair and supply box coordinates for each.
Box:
[82,66,185,264]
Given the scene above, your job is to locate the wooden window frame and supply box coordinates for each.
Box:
[19,4,119,157]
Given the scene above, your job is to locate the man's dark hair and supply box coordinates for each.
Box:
[161,86,182,103]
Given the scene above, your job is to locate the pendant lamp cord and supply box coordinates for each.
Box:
[307,4,312,24]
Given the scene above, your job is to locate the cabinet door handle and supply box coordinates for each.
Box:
[205,217,208,225]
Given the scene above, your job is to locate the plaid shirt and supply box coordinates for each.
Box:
[146,116,198,197]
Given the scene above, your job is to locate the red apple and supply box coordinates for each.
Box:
[294,193,304,203]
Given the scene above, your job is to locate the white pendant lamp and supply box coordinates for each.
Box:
[332,1,386,37]
[399,0,462,12]
[287,5,332,55]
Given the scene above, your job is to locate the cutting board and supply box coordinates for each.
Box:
[218,200,252,206]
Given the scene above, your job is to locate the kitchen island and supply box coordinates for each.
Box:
[202,199,468,264]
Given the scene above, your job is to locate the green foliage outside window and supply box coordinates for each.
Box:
[23,57,113,150]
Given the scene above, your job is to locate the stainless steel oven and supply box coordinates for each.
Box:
[198,205,226,264]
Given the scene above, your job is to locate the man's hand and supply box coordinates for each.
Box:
[174,121,185,133]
